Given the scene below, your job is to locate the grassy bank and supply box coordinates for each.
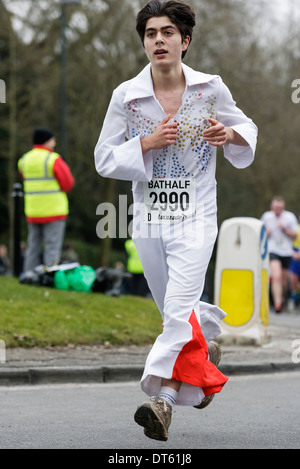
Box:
[0,277,161,348]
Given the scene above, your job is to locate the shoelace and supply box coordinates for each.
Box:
[150,396,170,414]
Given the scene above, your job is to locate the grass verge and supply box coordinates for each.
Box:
[0,277,161,348]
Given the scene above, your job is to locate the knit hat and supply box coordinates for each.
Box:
[33,127,54,145]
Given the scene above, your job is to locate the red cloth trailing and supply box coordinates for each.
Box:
[172,310,228,396]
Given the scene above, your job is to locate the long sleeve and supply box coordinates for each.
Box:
[53,157,75,192]
[217,78,258,169]
[94,87,153,182]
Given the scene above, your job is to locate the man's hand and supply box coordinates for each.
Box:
[141,114,178,154]
[279,221,298,240]
[203,118,247,147]
[203,118,227,146]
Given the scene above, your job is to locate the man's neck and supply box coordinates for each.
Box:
[151,63,185,92]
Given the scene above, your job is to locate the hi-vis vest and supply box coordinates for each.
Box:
[18,148,69,219]
[125,239,144,274]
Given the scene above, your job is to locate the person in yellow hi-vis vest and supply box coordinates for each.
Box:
[125,238,150,297]
[18,127,74,272]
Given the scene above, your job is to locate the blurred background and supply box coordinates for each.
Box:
[0,0,299,279]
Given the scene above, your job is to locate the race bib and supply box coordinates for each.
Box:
[143,178,196,224]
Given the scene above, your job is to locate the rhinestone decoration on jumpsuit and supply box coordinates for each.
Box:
[94,62,258,406]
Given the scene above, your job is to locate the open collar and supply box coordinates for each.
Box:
[123,63,219,104]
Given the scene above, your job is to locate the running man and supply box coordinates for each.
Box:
[95,0,257,441]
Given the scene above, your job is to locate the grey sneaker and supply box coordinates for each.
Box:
[134,396,172,441]
[194,340,221,409]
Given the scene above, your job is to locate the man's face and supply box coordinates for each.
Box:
[143,16,189,68]
[45,137,56,150]
[271,200,285,217]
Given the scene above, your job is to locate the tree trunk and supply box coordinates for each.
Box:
[8,19,18,272]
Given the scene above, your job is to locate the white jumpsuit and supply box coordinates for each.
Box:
[95,63,257,406]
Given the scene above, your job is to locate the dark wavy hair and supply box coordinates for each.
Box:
[136,0,196,58]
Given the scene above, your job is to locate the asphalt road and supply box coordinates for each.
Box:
[0,370,299,450]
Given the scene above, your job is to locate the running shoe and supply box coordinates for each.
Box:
[194,340,221,409]
[134,396,172,441]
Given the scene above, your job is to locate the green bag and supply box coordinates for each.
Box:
[53,270,69,290]
[54,266,96,292]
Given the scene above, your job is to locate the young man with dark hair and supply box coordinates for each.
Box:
[95,0,257,441]
[136,0,195,57]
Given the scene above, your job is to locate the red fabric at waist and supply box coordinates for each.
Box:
[26,214,67,224]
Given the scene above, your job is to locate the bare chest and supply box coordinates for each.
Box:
[155,89,184,118]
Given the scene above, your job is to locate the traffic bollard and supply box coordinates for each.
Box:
[214,217,269,345]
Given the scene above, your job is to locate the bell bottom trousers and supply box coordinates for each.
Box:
[133,198,228,406]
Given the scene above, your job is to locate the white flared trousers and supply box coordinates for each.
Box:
[132,197,228,406]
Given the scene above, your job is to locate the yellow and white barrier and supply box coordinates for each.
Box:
[214,217,269,344]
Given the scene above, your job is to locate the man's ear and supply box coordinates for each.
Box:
[182,35,190,52]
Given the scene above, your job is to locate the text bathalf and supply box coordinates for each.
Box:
[148,179,191,189]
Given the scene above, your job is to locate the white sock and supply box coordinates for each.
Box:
[158,386,178,408]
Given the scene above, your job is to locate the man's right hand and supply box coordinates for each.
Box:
[141,114,178,155]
